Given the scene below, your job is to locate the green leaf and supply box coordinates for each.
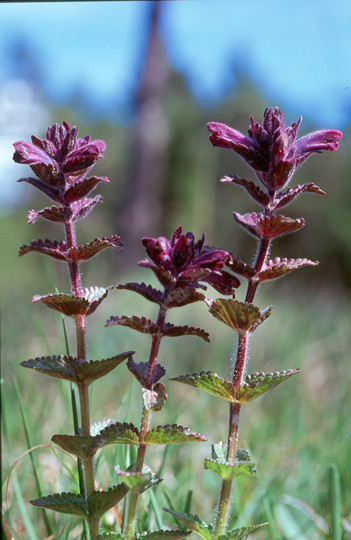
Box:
[163,510,212,540]
[210,443,252,464]
[21,352,133,384]
[115,464,162,494]
[29,491,88,519]
[171,371,235,403]
[136,531,192,539]
[204,458,256,480]
[236,369,301,404]
[98,421,140,446]
[32,286,109,317]
[218,522,269,539]
[142,383,168,412]
[96,535,123,540]
[51,434,99,459]
[144,424,207,445]
[209,298,272,334]
[88,484,129,520]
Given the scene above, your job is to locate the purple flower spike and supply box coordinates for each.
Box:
[208,107,342,192]
[139,226,240,294]
[13,122,107,205]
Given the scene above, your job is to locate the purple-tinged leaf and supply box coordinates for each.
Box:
[164,287,206,308]
[117,282,164,305]
[18,177,63,203]
[87,484,129,520]
[90,418,115,437]
[18,239,68,261]
[68,235,124,262]
[144,424,207,445]
[233,212,305,239]
[221,175,270,207]
[142,383,168,412]
[127,356,166,386]
[70,195,103,222]
[204,457,256,479]
[106,315,159,334]
[209,298,272,334]
[236,369,301,404]
[162,323,210,342]
[171,371,235,403]
[63,175,109,203]
[51,434,98,459]
[21,353,132,384]
[258,257,318,281]
[274,182,325,210]
[162,510,212,540]
[27,204,71,224]
[32,287,109,317]
[218,523,269,539]
[225,256,255,279]
[30,491,88,518]
[115,464,162,494]
[138,260,175,288]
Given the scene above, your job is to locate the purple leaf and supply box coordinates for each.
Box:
[258,257,319,281]
[105,315,159,334]
[221,175,270,207]
[274,183,326,210]
[233,212,305,239]
[162,323,210,342]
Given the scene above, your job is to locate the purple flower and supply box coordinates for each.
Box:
[138,226,240,294]
[13,122,108,204]
[207,107,342,191]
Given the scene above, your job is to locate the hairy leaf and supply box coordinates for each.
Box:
[105,315,158,334]
[117,282,163,304]
[51,434,99,459]
[63,175,109,202]
[217,522,269,539]
[32,287,108,317]
[226,256,255,279]
[163,510,212,540]
[144,424,207,445]
[209,298,272,334]
[127,356,166,386]
[162,323,210,342]
[68,235,124,262]
[115,464,162,494]
[142,383,168,412]
[136,531,192,539]
[30,491,88,518]
[221,175,269,207]
[27,205,71,224]
[236,369,301,404]
[233,212,305,239]
[171,371,235,403]
[98,422,140,446]
[163,287,206,308]
[274,182,325,210]
[18,238,68,261]
[204,458,256,480]
[90,418,115,437]
[70,195,103,222]
[87,484,128,520]
[258,257,318,281]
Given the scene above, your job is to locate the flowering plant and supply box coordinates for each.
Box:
[11,108,342,539]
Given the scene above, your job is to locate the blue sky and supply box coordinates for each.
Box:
[1,0,350,127]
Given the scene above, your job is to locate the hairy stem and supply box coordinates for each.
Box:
[65,221,97,539]
[214,237,271,536]
[125,307,167,539]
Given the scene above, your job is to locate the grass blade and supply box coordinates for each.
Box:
[328,464,342,540]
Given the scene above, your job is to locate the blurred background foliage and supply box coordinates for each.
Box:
[1,2,350,538]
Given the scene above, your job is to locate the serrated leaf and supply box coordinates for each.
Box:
[144,424,207,445]
[258,257,318,281]
[32,287,109,317]
[96,535,123,540]
[171,371,235,403]
[204,458,256,480]
[136,531,192,539]
[70,195,103,222]
[162,323,210,342]
[27,204,71,224]
[117,282,164,304]
[115,464,162,494]
[30,491,88,518]
[51,434,98,459]
[105,315,158,334]
[226,256,255,279]
[163,510,212,540]
[236,369,301,404]
[209,298,272,334]
[142,383,168,412]
[211,443,251,464]
[221,175,270,207]
[68,235,124,262]
[127,356,166,386]
[88,484,128,520]
[163,287,206,309]
[18,238,68,261]
[21,352,132,384]
[63,175,109,203]
[90,418,115,437]
[98,422,140,446]
[218,522,269,539]
[233,212,305,239]
[274,182,325,210]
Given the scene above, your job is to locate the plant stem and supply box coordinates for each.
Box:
[65,222,97,539]
[214,237,271,536]
[124,307,167,539]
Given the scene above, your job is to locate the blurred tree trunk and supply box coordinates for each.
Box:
[121,0,170,262]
